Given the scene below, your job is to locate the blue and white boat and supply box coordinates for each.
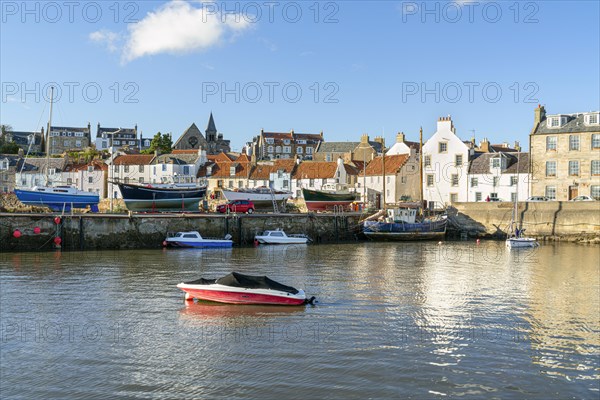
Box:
[362,208,447,241]
[163,231,233,248]
[14,86,100,212]
[14,186,100,212]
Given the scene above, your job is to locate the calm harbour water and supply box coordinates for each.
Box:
[1,241,599,399]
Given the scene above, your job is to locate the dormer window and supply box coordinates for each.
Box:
[547,115,568,128]
[206,166,212,175]
[230,166,236,176]
[265,138,274,144]
[491,158,501,169]
[283,139,290,145]
[585,112,599,125]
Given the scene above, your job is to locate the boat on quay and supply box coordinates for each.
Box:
[177,272,314,305]
[163,231,233,248]
[254,229,311,244]
[14,86,100,212]
[301,185,358,211]
[114,181,207,212]
[220,187,292,207]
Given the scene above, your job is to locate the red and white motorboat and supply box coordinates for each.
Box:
[177,272,314,306]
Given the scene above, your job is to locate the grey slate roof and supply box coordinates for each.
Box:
[316,142,360,153]
[153,153,198,165]
[18,157,67,172]
[206,113,217,132]
[533,113,600,135]
[468,152,529,174]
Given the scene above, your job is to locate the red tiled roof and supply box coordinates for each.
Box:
[113,154,154,165]
[292,161,338,179]
[365,154,409,176]
[214,152,234,162]
[208,161,252,179]
[236,153,250,163]
[64,160,108,172]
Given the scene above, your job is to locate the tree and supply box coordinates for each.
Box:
[0,124,19,154]
[142,132,173,154]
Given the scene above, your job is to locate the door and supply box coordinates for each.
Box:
[569,186,578,200]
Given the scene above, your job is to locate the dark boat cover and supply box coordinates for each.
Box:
[185,272,299,294]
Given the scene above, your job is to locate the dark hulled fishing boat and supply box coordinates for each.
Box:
[115,182,206,212]
[301,187,357,211]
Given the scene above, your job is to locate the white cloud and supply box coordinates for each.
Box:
[89,29,121,53]
[90,1,252,64]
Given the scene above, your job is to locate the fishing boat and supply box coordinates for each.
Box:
[506,154,538,249]
[115,182,207,212]
[302,185,358,211]
[254,229,310,244]
[14,86,100,211]
[163,231,233,248]
[362,207,447,240]
[220,187,292,206]
[177,272,314,305]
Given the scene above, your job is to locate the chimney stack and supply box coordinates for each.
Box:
[396,132,405,143]
[534,104,546,125]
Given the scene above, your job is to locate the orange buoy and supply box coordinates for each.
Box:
[13,230,21,238]
[476,239,480,245]
[162,240,168,247]
[54,217,61,225]
[53,237,62,245]
[33,227,41,234]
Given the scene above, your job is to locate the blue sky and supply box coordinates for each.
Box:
[1,1,599,151]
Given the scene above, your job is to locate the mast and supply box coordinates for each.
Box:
[382,136,386,212]
[45,86,54,185]
[513,152,520,235]
[419,127,424,209]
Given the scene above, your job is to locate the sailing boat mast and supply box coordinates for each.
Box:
[382,136,386,212]
[419,127,424,209]
[512,152,521,236]
[45,86,54,186]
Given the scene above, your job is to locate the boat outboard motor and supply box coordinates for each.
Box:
[305,296,316,305]
[224,234,232,240]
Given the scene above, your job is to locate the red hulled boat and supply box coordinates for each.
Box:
[177,272,313,306]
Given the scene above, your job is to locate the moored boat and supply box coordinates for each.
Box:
[362,208,447,241]
[177,272,314,305]
[163,231,232,248]
[115,182,206,212]
[301,186,358,211]
[254,229,310,244]
[506,236,539,249]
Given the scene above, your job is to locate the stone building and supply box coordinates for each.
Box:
[48,124,92,155]
[250,130,323,161]
[313,134,385,162]
[529,105,600,200]
[173,113,231,155]
[95,124,151,152]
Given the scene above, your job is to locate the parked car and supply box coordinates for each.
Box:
[217,200,255,213]
[526,196,550,202]
[570,195,594,202]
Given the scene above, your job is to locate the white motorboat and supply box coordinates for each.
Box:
[163,231,233,248]
[506,237,539,249]
[221,187,292,205]
[254,229,310,244]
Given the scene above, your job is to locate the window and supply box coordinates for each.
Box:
[124,165,129,173]
[492,158,501,168]
[113,165,118,173]
[545,186,556,200]
[438,142,447,153]
[309,178,314,187]
[586,113,599,125]
[326,154,331,162]
[450,193,458,203]
[183,166,190,175]
[548,117,560,127]
[471,177,478,187]
[546,161,556,177]
[451,174,459,186]
[267,146,274,153]
[2,174,6,182]
[490,192,498,198]
[129,141,135,145]
[297,147,303,154]
[0,160,7,170]
[591,185,600,200]
[283,146,291,153]
[139,177,144,184]
[88,177,93,184]
[592,134,600,149]
[67,178,72,185]
[426,174,434,187]
[569,135,580,151]
[283,180,289,188]
[228,180,233,188]
[511,193,517,202]
[424,155,431,167]
[265,138,274,144]
[510,176,518,186]
[455,154,463,166]
[492,177,499,187]
[162,164,167,172]
[475,192,482,202]
[546,136,557,151]
[306,147,313,154]
[568,160,579,176]
[238,180,243,188]
[274,146,281,153]
[283,139,290,145]
[139,165,144,173]
[321,178,326,185]
[75,140,82,148]
[230,166,236,176]
[124,177,129,184]
[387,176,390,184]
[592,160,600,176]
[401,176,406,184]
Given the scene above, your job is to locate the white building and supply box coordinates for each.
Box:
[291,158,355,198]
[466,152,531,202]
[62,160,107,197]
[151,149,208,185]
[422,117,473,207]
[386,132,420,156]
[15,157,66,188]
[109,154,155,199]
[360,153,420,207]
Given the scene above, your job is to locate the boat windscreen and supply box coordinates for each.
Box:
[216,272,299,294]
[185,277,217,285]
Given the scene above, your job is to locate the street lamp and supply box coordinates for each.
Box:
[106,129,122,212]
